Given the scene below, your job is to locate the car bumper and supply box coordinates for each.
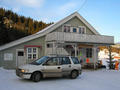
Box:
[16,69,31,79]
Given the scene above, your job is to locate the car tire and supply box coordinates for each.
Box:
[70,70,78,79]
[32,72,41,82]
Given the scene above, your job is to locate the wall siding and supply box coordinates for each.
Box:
[0,36,45,69]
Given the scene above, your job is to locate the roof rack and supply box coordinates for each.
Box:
[48,54,70,57]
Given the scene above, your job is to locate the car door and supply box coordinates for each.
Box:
[42,57,62,77]
[60,57,72,76]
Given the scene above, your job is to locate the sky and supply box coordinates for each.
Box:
[0,0,120,43]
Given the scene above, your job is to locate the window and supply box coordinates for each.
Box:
[27,47,38,60]
[31,56,49,65]
[79,27,86,34]
[28,54,32,59]
[33,54,36,59]
[71,57,80,64]
[47,43,53,48]
[64,25,70,32]
[79,28,82,34]
[60,57,71,65]
[45,57,59,66]
[18,51,24,56]
[4,53,13,61]
[73,28,77,33]
[86,48,92,58]
[28,48,32,53]
[33,48,36,53]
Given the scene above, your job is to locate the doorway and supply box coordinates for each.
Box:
[16,49,25,67]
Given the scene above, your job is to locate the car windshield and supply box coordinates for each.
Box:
[30,56,49,65]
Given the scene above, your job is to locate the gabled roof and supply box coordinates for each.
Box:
[0,12,100,51]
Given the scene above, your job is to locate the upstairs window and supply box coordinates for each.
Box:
[63,25,86,34]
[73,28,77,33]
[64,25,70,32]
[47,43,53,48]
[79,26,86,34]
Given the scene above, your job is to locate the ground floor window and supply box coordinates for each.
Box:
[27,47,38,60]
[86,48,92,58]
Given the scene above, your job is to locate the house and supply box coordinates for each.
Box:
[0,12,114,69]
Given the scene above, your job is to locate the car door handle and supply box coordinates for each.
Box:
[57,67,61,69]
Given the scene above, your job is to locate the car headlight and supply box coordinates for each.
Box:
[21,69,29,73]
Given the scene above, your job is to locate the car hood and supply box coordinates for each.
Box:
[19,64,39,70]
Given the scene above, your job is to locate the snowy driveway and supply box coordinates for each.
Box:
[0,68,120,90]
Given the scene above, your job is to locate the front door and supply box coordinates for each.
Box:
[42,57,62,77]
[16,49,25,67]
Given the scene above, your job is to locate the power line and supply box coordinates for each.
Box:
[77,0,87,12]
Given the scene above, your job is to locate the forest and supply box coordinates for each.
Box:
[0,8,53,46]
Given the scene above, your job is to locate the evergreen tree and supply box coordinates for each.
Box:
[0,8,53,46]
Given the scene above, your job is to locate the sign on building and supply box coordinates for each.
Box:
[4,53,13,61]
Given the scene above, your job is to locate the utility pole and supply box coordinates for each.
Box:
[108,46,112,69]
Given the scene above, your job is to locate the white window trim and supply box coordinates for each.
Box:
[62,24,71,32]
[78,26,86,34]
[71,27,77,33]
[63,25,86,34]
[27,47,38,60]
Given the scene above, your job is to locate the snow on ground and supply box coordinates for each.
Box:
[0,68,120,90]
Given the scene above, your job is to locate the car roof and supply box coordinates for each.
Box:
[47,55,77,58]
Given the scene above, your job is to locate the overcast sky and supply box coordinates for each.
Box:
[0,0,120,43]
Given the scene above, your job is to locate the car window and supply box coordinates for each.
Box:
[45,57,59,66]
[30,56,49,65]
[60,57,71,65]
[71,57,80,64]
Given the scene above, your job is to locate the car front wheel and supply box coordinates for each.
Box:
[32,72,41,82]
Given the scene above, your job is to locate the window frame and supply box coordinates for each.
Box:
[18,51,24,56]
[59,57,71,65]
[71,57,80,64]
[27,47,38,60]
[46,43,53,48]
[63,24,71,33]
[86,48,92,58]
[73,27,77,33]
[44,57,60,66]
[78,26,86,34]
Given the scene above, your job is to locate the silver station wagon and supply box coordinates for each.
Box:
[16,56,82,82]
